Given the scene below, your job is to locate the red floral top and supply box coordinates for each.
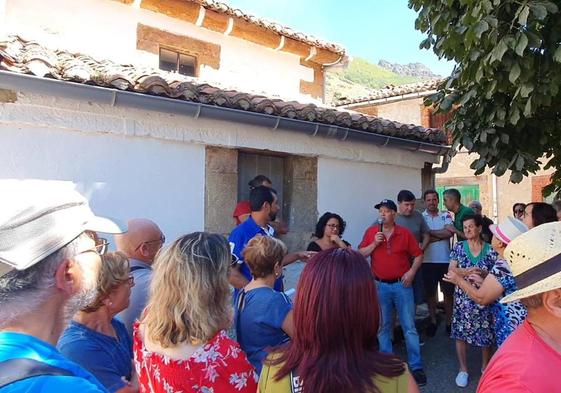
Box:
[133,324,258,393]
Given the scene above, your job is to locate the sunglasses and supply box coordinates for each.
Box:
[85,231,109,255]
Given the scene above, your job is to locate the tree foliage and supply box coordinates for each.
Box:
[409,0,561,195]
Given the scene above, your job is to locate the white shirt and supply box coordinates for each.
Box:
[422,209,453,263]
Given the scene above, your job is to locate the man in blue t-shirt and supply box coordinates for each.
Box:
[0,181,125,392]
[229,186,314,291]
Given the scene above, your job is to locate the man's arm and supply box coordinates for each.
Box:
[430,228,454,239]
[282,251,315,266]
[401,254,423,287]
[421,231,430,251]
[446,224,466,240]
[229,266,250,289]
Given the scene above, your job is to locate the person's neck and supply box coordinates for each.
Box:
[527,310,561,354]
[1,296,69,346]
[383,221,395,231]
[245,276,276,290]
[467,238,481,248]
[427,208,439,216]
[251,212,269,228]
[74,307,116,337]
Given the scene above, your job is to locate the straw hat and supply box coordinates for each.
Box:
[489,216,528,244]
[501,222,561,303]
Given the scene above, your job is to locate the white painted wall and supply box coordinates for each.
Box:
[0,125,205,246]
[3,0,316,102]
[4,92,437,169]
[317,157,422,247]
[0,91,436,245]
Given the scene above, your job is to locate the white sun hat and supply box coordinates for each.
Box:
[489,216,528,244]
[501,221,561,303]
[0,180,126,277]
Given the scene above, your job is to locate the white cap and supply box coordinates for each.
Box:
[0,180,126,276]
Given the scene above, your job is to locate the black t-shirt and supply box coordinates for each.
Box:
[306,240,350,252]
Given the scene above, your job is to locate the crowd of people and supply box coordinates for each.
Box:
[1,178,561,393]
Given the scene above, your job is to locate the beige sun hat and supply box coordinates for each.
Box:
[501,221,561,303]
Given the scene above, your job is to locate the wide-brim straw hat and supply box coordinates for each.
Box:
[501,221,561,303]
[489,216,528,244]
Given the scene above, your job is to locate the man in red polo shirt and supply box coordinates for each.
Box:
[359,199,426,386]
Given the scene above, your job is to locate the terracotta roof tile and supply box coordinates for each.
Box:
[336,79,444,106]
[0,36,446,145]
[193,0,345,57]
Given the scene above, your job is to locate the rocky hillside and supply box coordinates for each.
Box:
[326,57,436,105]
[378,59,440,78]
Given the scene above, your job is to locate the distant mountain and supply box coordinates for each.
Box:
[326,57,432,105]
[378,59,440,78]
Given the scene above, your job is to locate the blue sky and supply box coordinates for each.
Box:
[227,0,454,76]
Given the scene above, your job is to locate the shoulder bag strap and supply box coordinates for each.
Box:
[235,289,247,343]
[289,367,304,393]
[0,358,74,389]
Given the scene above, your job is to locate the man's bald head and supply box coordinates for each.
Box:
[115,218,164,263]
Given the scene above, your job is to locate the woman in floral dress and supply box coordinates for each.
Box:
[133,232,258,393]
[445,214,497,388]
[444,216,528,348]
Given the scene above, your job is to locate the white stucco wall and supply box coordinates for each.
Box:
[318,157,422,248]
[3,0,316,101]
[0,90,437,244]
[0,123,205,245]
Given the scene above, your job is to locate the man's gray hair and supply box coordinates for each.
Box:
[0,234,84,328]
[469,200,483,210]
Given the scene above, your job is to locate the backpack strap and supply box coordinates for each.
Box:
[0,358,74,389]
[235,289,247,343]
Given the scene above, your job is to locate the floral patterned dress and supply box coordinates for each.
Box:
[450,241,497,347]
[133,324,258,393]
[490,257,527,347]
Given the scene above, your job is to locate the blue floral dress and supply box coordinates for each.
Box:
[490,257,527,346]
[450,241,497,347]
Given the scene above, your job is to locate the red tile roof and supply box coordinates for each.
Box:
[335,79,443,107]
[191,0,346,57]
[0,36,447,144]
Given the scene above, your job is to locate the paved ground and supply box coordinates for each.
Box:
[284,262,483,393]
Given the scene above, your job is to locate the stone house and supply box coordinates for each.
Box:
[337,80,555,222]
[0,0,449,249]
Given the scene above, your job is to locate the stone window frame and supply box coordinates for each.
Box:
[158,46,199,77]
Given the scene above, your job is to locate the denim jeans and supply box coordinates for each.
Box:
[412,269,426,305]
[377,281,423,371]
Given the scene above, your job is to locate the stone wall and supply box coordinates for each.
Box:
[204,146,238,235]
[281,156,318,252]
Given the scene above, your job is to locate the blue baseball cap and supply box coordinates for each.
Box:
[374,199,398,212]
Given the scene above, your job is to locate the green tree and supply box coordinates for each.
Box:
[410,0,561,195]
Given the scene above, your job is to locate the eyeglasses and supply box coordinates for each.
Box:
[515,209,525,214]
[135,235,165,251]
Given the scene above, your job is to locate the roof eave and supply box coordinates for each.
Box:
[0,71,450,156]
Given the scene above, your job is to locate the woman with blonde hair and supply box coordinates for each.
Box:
[236,236,293,374]
[133,232,257,392]
[58,251,136,393]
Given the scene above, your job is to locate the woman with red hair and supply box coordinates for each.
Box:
[258,248,419,393]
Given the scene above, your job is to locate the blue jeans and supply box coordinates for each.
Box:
[377,281,423,371]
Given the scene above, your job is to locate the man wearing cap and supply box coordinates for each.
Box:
[359,199,426,386]
[115,218,164,338]
[478,222,561,393]
[0,180,124,392]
